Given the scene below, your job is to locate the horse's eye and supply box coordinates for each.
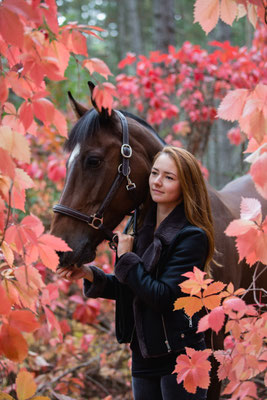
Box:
[85,157,102,168]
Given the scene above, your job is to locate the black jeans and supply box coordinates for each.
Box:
[132,374,207,400]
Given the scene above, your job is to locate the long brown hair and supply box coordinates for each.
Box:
[153,146,215,275]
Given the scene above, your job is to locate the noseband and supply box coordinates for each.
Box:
[53,110,137,249]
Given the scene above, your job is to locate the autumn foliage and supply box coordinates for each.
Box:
[0,0,267,398]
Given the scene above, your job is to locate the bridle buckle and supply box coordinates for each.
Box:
[121,144,132,158]
[88,214,103,229]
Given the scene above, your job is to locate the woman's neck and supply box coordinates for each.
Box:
[155,203,180,230]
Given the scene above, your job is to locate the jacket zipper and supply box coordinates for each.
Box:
[185,314,193,327]
[161,314,171,353]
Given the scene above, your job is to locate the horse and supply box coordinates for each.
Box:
[50,82,267,400]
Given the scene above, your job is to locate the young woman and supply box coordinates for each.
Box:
[57,146,215,400]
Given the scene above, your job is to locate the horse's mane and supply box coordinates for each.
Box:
[65,109,165,152]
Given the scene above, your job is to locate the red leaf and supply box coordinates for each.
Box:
[38,234,72,252]
[71,30,88,56]
[53,109,68,138]
[43,305,63,342]
[0,147,15,179]
[33,98,55,125]
[250,153,267,200]
[19,101,34,131]
[0,7,24,48]
[9,310,40,333]
[93,82,117,115]
[0,76,9,103]
[83,58,112,80]
[0,324,28,362]
[174,347,212,394]
[0,284,12,316]
[118,52,137,69]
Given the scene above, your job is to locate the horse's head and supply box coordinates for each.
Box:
[50,83,163,266]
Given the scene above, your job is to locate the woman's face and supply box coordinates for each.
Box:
[149,153,182,209]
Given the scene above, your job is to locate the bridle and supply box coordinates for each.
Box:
[53,110,137,250]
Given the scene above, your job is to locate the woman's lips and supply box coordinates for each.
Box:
[152,189,164,194]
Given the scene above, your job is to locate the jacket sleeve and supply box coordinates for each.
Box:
[83,266,121,300]
[114,227,208,312]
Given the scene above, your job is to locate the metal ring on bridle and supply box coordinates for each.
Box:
[118,164,131,175]
[87,214,103,229]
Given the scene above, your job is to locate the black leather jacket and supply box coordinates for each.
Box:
[84,202,208,358]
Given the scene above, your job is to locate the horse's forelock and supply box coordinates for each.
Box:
[64,109,100,152]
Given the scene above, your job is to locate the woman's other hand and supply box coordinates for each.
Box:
[56,264,94,282]
[116,231,134,258]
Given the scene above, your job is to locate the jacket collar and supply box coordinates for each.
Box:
[135,201,188,271]
[141,201,188,245]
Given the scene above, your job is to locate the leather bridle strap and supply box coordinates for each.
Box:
[53,110,136,247]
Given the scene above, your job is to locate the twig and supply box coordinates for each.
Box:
[241,263,267,306]
[0,182,13,247]
[36,356,100,393]
[85,374,110,396]
[36,348,116,394]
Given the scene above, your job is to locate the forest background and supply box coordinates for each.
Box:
[0,0,266,400]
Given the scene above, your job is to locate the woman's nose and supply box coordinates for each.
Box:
[154,175,162,185]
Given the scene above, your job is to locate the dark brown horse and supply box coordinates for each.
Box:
[51,83,267,400]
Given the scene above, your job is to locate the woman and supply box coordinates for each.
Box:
[57,146,215,400]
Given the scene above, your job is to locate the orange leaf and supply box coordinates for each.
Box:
[0,392,15,399]
[194,0,219,34]
[0,324,28,362]
[0,126,31,163]
[1,240,14,267]
[203,281,226,297]
[220,0,238,26]
[217,88,249,122]
[16,370,36,400]
[83,58,112,80]
[202,294,222,310]
[174,296,203,318]
[9,310,40,333]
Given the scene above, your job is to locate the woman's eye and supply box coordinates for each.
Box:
[166,176,173,180]
[151,171,157,175]
[85,157,101,168]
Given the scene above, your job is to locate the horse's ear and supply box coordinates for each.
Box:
[88,81,100,113]
[68,91,88,119]
[88,81,112,119]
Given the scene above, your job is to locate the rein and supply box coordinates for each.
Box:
[53,110,137,249]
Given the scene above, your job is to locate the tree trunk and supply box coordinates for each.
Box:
[153,0,176,52]
[205,21,244,189]
[117,0,128,59]
[126,0,143,55]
